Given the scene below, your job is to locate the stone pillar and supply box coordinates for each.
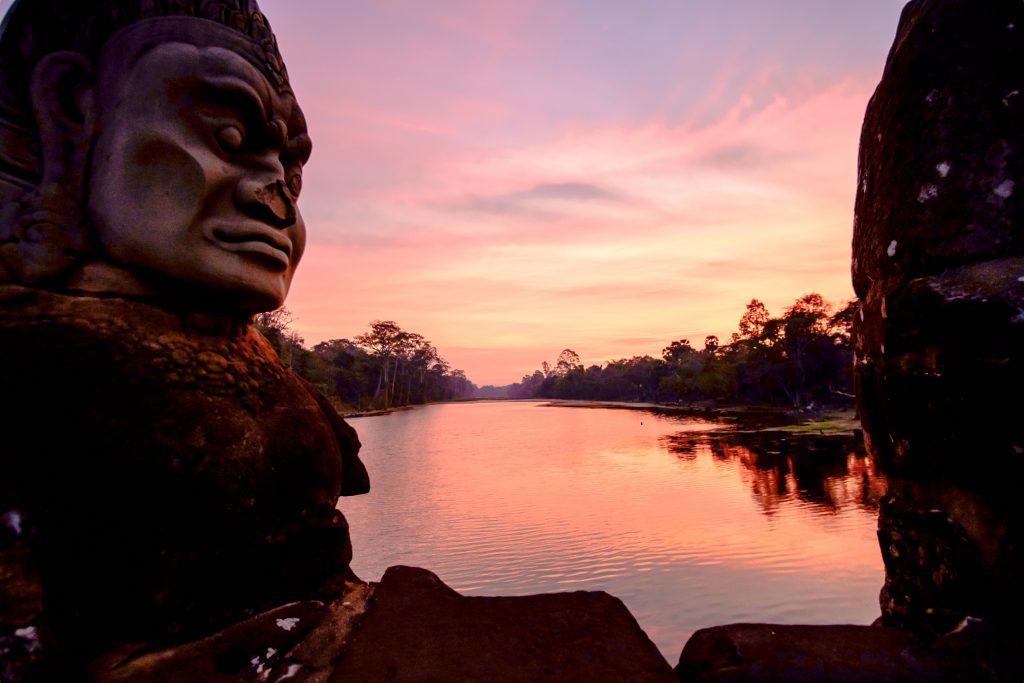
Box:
[852,0,1024,644]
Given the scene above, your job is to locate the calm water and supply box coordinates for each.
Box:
[342,400,886,662]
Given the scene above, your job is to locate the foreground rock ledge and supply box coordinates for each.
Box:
[675,623,992,683]
[95,566,676,682]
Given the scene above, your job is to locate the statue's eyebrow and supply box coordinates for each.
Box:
[197,75,270,129]
[196,74,310,165]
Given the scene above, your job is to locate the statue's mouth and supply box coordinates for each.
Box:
[212,224,292,270]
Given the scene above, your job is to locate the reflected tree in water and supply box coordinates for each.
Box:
[662,431,887,515]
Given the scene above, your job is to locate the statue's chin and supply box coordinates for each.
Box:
[222,281,289,315]
[63,259,289,315]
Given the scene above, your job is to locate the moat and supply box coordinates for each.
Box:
[343,400,886,661]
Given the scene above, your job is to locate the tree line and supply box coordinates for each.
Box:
[493,294,857,409]
[255,313,477,411]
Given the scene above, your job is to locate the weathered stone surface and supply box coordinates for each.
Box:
[851,0,1024,657]
[0,290,369,666]
[328,565,677,682]
[852,0,1024,300]
[77,567,681,683]
[875,482,1020,642]
[675,624,991,683]
[267,581,374,683]
[75,581,376,683]
[852,0,1024,484]
[92,601,329,683]
[92,584,382,683]
[931,616,1023,683]
[857,256,1024,480]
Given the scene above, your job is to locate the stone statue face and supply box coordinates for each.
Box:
[85,35,310,312]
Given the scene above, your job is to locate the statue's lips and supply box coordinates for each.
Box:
[211,224,292,269]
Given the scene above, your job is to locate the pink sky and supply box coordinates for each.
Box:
[264,1,905,385]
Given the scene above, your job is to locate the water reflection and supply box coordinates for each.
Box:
[343,401,886,662]
[662,432,887,515]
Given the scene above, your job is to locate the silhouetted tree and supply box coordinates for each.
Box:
[738,299,770,340]
[555,349,581,376]
[355,320,408,407]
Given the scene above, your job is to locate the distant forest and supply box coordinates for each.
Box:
[255,315,477,411]
[263,292,857,413]
[479,294,858,410]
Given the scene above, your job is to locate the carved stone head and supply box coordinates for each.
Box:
[0,0,309,313]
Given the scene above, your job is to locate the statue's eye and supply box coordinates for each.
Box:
[287,174,302,198]
[217,125,245,152]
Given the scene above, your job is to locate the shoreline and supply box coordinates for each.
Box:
[535,399,860,435]
[345,397,860,436]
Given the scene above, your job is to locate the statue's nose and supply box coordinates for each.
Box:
[240,179,296,228]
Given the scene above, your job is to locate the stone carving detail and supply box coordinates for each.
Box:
[0,0,297,299]
[852,0,1023,668]
[0,0,368,676]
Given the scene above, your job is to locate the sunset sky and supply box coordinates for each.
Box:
[258,0,909,385]
[3,0,910,386]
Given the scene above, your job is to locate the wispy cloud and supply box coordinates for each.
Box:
[445,181,621,215]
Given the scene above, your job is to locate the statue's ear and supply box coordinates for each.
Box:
[29,52,97,198]
[7,52,100,279]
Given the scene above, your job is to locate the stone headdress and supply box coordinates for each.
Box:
[0,0,291,285]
